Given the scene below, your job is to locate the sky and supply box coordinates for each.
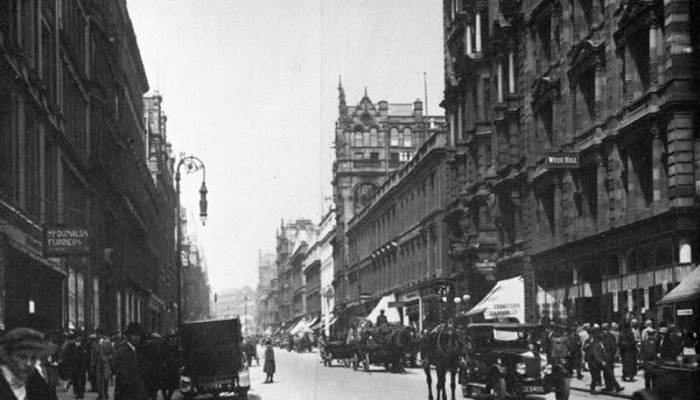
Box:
[127,0,444,292]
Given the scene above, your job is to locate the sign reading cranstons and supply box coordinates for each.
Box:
[545,152,579,169]
[43,226,90,256]
[475,260,497,274]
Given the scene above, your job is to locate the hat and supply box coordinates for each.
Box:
[125,322,143,337]
[0,328,52,355]
[647,328,656,334]
[659,327,668,334]
[601,323,610,329]
[631,319,638,324]
[593,323,600,329]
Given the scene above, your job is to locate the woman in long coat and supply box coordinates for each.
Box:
[263,341,275,383]
[618,323,638,381]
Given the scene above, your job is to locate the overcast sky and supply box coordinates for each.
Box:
[127,0,444,292]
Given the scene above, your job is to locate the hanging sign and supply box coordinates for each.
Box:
[545,152,579,169]
[475,260,497,274]
[43,226,91,256]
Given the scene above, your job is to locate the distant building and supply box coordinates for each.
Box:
[211,287,256,334]
[256,252,276,331]
[331,83,446,330]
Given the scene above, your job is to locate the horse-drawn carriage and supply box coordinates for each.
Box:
[320,339,357,367]
[350,321,417,373]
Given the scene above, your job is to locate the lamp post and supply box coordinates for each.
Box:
[176,155,208,328]
[244,295,248,336]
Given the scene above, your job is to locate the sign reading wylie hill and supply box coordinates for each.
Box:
[545,152,579,169]
[43,226,90,256]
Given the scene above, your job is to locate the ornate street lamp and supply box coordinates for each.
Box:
[176,155,208,327]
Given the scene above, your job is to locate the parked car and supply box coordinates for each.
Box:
[179,317,251,399]
[633,354,699,400]
[459,322,569,400]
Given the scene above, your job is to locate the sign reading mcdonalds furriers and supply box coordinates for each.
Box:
[43,226,91,257]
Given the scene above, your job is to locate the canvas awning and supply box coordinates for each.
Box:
[657,265,700,305]
[466,276,525,322]
[366,293,401,324]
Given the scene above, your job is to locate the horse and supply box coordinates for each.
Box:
[421,323,465,400]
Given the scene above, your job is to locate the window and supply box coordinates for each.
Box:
[390,152,400,163]
[68,269,77,328]
[370,128,378,147]
[369,152,379,160]
[0,86,17,200]
[403,128,413,147]
[535,18,551,75]
[93,277,99,328]
[354,152,364,159]
[399,152,413,162]
[24,111,40,217]
[574,68,596,132]
[377,129,385,147]
[77,272,85,328]
[21,0,36,67]
[390,128,399,146]
[354,183,379,214]
[363,131,370,147]
[354,131,363,147]
[623,28,651,101]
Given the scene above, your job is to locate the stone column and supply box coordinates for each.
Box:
[475,12,482,53]
[649,17,659,85]
[508,51,515,94]
[608,143,627,220]
[554,176,562,238]
[497,61,504,103]
[596,152,609,230]
[651,125,667,202]
[466,25,472,56]
[594,58,605,124]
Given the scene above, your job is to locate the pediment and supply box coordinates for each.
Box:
[568,40,604,69]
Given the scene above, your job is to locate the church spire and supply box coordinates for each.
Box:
[338,75,347,117]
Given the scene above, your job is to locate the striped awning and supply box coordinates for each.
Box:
[657,265,700,305]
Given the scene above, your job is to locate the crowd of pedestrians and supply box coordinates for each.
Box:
[543,319,698,395]
[0,322,180,400]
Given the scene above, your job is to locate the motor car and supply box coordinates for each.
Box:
[459,322,569,400]
[632,353,699,400]
[179,317,251,399]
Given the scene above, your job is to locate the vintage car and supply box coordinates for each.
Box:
[633,353,699,400]
[179,317,251,400]
[459,323,569,400]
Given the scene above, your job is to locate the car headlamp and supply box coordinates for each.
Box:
[542,363,553,375]
[180,375,192,392]
[238,368,251,388]
[516,362,527,375]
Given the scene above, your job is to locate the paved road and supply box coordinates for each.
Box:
[57,348,631,400]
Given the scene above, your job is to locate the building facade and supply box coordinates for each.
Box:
[441,0,699,324]
[256,251,276,331]
[331,84,447,328]
[211,286,256,334]
[0,0,178,334]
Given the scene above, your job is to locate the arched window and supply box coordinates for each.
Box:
[390,128,399,146]
[370,128,378,147]
[363,131,370,147]
[354,131,363,147]
[354,182,379,214]
[404,128,412,147]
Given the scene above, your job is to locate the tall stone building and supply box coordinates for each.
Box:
[441,0,699,324]
[0,0,177,334]
[256,251,276,330]
[331,82,446,328]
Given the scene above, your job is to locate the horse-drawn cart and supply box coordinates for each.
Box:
[321,340,357,367]
[353,324,417,373]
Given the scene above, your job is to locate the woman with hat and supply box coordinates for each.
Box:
[0,327,57,400]
[263,340,275,383]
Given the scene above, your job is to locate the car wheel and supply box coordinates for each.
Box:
[632,389,658,400]
[493,376,507,400]
[555,377,570,400]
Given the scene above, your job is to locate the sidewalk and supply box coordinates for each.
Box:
[569,363,645,399]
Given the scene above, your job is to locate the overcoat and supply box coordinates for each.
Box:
[113,342,148,400]
[263,346,275,375]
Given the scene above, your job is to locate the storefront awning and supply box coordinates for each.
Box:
[366,293,401,324]
[657,265,700,305]
[466,276,525,322]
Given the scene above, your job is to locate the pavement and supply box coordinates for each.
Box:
[57,350,641,400]
[568,363,644,399]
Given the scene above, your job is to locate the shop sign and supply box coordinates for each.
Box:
[475,260,497,274]
[545,152,579,169]
[677,309,693,316]
[43,226,90,256]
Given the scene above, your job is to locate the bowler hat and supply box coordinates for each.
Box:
[0,328,52,355]
[125,322,143,337]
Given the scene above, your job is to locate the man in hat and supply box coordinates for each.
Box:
[114,322,148,400]
[0,327,57,400]
[639,328,658,388]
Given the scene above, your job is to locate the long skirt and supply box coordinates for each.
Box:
[263,359,276,375]
[621,352,637,378]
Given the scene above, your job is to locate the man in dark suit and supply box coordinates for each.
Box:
[0,327,57,400]
[114,322,148,400]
